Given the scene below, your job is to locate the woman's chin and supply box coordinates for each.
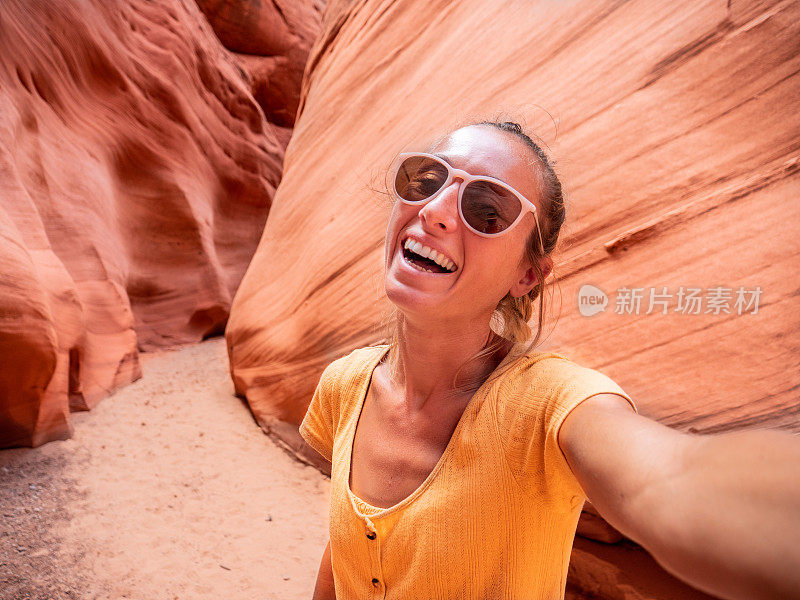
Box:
[384,277,444,316]
[383,274,460,325]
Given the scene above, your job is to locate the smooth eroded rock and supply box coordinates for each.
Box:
[0,0,319,447]
[228,0,800,453]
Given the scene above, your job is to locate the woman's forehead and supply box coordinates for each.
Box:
[430,126,538,195]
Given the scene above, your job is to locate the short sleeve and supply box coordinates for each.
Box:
[299,360,345,463]
[496,354,637,498]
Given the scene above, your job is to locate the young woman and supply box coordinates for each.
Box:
[299,121,800,600]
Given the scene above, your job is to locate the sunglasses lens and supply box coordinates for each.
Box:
[394,155,449,203]
[461,180,522,235]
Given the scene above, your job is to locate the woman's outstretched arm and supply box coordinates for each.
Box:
[559,393,800,600]
[312,538,336,600]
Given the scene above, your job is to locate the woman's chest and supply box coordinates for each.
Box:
[347,385,471,510]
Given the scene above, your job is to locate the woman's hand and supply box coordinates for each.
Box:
[559,393,800,600]
[312,538,336,600]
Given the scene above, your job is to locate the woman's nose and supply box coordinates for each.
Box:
[418,180,460,232]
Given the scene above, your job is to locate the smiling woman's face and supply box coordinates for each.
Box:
[383,125,544,326]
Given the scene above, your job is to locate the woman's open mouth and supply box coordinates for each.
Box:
[401,238,457,274]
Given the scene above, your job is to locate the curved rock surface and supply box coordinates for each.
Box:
[196,0,323,127]
[0,0,319,448]
[229,0,800,452]
[227,0,799,597]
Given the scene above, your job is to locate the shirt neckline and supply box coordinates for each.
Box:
[344,343,525,518]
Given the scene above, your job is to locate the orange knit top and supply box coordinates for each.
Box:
[299,344,637,599]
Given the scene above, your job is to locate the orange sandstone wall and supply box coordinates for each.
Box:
[0,0,320,448]
[227,1,799,597]
[228,0,800,456]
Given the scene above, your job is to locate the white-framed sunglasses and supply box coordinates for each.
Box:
[389,152,545,253]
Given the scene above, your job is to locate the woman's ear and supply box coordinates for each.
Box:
[510,257,553,298]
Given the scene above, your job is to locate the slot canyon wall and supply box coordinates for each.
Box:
[226,0,800,597]
[0,0,321,448]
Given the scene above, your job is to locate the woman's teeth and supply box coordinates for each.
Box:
[403,239,456,272]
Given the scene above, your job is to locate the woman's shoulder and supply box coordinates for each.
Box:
[319,344,390,389]
[493,348,636,493]
[498,348,585,389]
[305,344,390,446]
[495,347,635,413]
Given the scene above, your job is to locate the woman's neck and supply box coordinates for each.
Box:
[388,314,510,411]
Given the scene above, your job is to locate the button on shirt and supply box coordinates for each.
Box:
[299,345,637,599]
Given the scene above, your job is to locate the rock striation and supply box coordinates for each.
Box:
[0,0,320,448]
[229,0,800,457]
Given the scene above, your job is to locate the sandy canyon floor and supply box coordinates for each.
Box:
[0,338,330,600]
